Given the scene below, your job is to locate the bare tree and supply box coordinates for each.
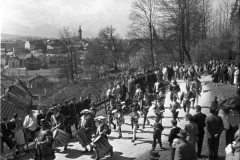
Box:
[128,0,159,66]
[59,27,76,84]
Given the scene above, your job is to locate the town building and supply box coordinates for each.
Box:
[8,55,21,68]
[27,74,48,88]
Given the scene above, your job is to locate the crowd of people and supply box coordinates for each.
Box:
[0,60,239,160]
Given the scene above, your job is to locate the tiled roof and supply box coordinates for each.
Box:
[27,74,48,82]
[1,82,33,120]
[0,97,28,121]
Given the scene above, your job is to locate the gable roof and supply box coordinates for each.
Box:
[13,79,33,96]
[0,79,33,121]
[27,74,48,82]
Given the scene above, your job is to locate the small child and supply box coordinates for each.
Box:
[152,122,164,150]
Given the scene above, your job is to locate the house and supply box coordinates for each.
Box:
[28,88,46,106]
[27,74,48,88]
[8,55,21,68]
[1,73,15,95]
[45,54,60,68]
[15,52,28,67]
[27,75,48,107]
[1,79,33,121]
[25,55,41,70]
[25,40,47,53]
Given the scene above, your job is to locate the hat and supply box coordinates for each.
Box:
[149,150,161,160]
[80,109,92,114]
[94,116,106,121]
[177,130,188,138]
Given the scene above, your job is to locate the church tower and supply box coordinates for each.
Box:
[78,26,82,41]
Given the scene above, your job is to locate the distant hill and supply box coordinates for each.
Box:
[2,19,97,39]
[1,33,45,41]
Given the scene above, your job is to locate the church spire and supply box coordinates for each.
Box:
[78,26,82,41]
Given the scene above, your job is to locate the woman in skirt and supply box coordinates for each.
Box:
[11,113,25,156]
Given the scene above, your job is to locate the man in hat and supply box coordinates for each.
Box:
[205,106,224,160]
[94,116,113,160]
[174,130,197,160]
[79,109,95,153]
[193,105,207,158]
[0,117,17,159]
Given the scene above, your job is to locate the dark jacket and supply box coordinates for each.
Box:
[82,98,91,110]
[193,112,207,134]
[174,139,198,160]
[168,127,181,144]
[0,121,14,138]
[205,114,224,139]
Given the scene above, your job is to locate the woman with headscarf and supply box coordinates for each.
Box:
[219,96,240,160]
[35,119,55,160]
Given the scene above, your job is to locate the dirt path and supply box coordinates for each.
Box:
[19,75,237,160]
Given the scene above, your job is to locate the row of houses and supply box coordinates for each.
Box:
[1,39,87,69]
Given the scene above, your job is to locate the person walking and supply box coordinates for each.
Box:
[193,105,207,158]
[205,106,224,160]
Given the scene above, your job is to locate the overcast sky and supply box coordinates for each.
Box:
[1,0,236,37]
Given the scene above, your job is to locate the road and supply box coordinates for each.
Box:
[20,76,214,160]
